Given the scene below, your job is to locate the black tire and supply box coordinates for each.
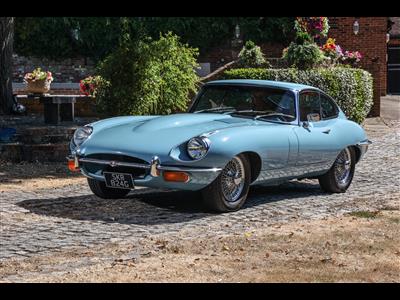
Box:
[318,146,356,193]
[201,154,251,213]
[87,178,131,199]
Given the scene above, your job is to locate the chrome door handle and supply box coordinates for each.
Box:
[322,129,331,134]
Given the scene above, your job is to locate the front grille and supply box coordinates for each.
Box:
[81,154,149,178]
[86,154,148,164]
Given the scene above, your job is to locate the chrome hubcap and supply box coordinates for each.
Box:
[221,156,245,202]
[334,148,352,187]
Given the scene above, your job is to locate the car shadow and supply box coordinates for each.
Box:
[17,181,326,226]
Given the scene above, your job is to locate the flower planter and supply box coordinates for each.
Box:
[24,68,53,95]
[25,79,51,94]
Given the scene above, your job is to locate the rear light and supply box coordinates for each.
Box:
[67,157,80,172]
[163,171,190,183]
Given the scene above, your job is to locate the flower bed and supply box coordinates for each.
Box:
[223,67,373,124]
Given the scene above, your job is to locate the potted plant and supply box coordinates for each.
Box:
[342,50,362,66]
[320,38,344,65]
[24,68,53,94]
[79,76,106,98]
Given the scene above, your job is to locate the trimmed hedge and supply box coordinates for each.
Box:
[223,67,373,124]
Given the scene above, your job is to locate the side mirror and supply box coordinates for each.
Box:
[302,121,311,129]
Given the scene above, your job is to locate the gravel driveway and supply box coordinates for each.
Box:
[0,118,399,281]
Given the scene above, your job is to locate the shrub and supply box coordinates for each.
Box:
[283,32,325,70]
[237,40,269,68]
[96,32,199,116]
[223,67,373,124]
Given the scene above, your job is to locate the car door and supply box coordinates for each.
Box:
[293,90,337,171]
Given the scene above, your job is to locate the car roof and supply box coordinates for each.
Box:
[205,79,320,92]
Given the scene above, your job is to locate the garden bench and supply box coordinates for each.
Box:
[15,94,87,125]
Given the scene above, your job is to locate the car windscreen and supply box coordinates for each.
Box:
[191,85,296,122]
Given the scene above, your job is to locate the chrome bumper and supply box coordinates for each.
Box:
[355,139,372,162]
[67,155,222,177]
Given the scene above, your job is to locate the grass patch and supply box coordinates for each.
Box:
[388,217,400,224]
[348,211,379,219]
[380,206,399,211]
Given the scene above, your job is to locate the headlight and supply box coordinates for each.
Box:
[187,137,210,160]
[73,126,93,147]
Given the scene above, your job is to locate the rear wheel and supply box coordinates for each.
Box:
[87,178,130,199]
[201,154,251,213]
[318,147,356,193]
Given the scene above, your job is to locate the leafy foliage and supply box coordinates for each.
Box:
[282,32,325,70]
[223,67,373,124]
[237,41,269,68]
[294,17,329,40]
[14,17,295,60]
[95,32,199,116]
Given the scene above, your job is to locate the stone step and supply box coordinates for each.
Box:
[15,133,73,144]
[0,142,24,162]
[17,126,78,136]
[0,142,69,162]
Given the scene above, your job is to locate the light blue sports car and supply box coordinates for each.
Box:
[68,79,371,212]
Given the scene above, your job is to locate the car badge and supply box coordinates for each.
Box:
[110,161,117,167]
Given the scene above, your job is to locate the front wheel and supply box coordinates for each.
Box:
[318,147,356,193]
[201,154,251,213]
[87,178,131,199]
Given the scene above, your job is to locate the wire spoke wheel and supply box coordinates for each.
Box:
[220,156,245,202]
[333,148,352,187]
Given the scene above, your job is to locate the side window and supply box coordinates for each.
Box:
[299,91,320,122]
[320,94,338,119]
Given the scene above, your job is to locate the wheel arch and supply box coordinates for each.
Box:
[240,151,262,183]
[351,145,362,164]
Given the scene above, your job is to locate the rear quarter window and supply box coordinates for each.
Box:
[320,94,339,119]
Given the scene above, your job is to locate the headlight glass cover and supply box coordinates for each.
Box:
[73,126,93,147]
[187,137,210,160]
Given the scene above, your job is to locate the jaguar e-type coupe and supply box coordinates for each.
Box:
[68,80,371,212]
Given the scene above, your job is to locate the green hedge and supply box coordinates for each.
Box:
[223,67,373,123]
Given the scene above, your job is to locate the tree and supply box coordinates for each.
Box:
[0,17,15,114]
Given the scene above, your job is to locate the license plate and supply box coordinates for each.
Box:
[103,172,134,189]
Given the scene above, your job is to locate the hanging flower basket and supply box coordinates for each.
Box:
[24,68,53,94]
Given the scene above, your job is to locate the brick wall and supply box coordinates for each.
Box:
[328,17,387,92]
[328,17,388,117]
[12,54,96,83]
[198,41,286,71]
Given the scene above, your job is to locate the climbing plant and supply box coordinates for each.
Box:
[14,17,295,61]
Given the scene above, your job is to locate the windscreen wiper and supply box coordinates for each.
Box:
[194,106,236,113]
[230,109,274,115]
[254,112,295,121]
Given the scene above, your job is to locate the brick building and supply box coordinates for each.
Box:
[387,17,400,95]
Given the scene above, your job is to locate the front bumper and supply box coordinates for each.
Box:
[67,155,222,191]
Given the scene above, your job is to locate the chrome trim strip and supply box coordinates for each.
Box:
[157,165,222,172]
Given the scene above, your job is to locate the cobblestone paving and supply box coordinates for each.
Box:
[1,118,399,263]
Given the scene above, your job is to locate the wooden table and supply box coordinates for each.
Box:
[16,94,87,125]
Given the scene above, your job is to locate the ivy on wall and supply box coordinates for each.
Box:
[14,17,295,61]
